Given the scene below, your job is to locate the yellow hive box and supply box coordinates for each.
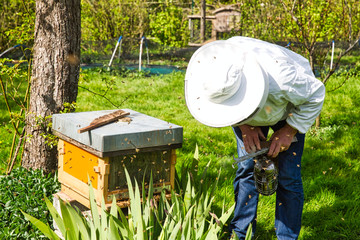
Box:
[52,109,183,208]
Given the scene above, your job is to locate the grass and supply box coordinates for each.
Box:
[1,65,360,239]
[252,71,360,239]
[0,61,28,172]
[75,67,360,239]
[0,124,13,171]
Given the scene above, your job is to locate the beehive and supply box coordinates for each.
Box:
[52,109,183,208]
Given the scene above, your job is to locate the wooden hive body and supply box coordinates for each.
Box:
[52,109,182,208]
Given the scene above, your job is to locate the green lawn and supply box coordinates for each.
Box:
[1,66,360,239]
[74,67,360,239]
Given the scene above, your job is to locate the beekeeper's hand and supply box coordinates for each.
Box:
[268,123,298,158]
[239,124,266,153]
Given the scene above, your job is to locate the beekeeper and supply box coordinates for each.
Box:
[184,36,325,239]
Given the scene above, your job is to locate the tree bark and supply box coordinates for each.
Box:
[22,0,81,173]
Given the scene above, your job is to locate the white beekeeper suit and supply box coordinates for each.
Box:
[227,36,325,134]
[184,36,326,239]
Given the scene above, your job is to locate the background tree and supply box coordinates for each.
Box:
[279,0,360,73]
[0,0,35,52]
[81,0,150,40]
[22,0,81,173]
[278,0,360,126]
[149,2,190,48]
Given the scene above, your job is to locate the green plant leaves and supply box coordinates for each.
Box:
[44,196,66,235]
[21,210,60,240]
[149,5,189,48]
[21,154,235,239]
[0,167,60,239]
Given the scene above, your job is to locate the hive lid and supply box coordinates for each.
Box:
[52,109,183,155]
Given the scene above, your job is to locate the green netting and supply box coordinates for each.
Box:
[80,63,183,75]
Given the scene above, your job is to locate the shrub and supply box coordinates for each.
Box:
[149,5,189,48]
[0,167,60,239]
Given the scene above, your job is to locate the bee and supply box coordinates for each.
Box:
[265,106,272,114]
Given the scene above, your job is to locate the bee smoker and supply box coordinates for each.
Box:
[232,138,298,196]
[253,155,278,196]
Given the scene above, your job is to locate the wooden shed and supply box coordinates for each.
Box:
[188,6,241,46]
[213,7,241,33]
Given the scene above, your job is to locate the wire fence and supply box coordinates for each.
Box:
[2,37,359,71]
[81,37,360,72]
[81,37,197,66]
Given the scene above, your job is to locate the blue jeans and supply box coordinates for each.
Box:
[229,121,305,240]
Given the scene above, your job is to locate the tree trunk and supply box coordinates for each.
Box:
[22,0,81,173]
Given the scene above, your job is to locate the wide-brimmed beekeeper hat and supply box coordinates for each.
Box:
[185,40,269,127]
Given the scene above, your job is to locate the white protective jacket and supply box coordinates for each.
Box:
[228,36,326,134]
